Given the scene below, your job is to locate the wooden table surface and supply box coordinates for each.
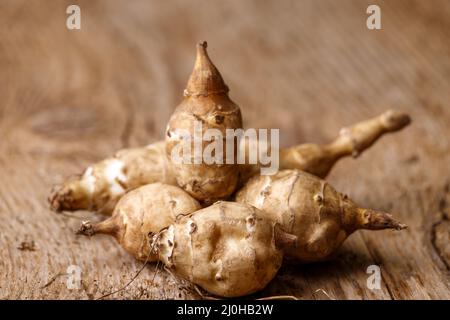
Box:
[1,0,449,299]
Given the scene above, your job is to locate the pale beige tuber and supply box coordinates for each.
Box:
[165,41,243,203]
[49,141,175,214]
[76,183,200,261]
[151,201,295,297]
[239,109,411,183]
[236,169,407,262]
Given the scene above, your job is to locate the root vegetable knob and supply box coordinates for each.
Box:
[152,201,292,297]
[278,110,411,179]
[236,170,407,262]
[76,183,201,261]
[49,141,174,214]
[166,42,243,203]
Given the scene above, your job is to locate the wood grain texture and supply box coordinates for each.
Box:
[0,0,449,299]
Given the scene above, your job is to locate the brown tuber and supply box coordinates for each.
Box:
[151,201,294,297]
[236,169,407,262]
[165,41,243,203]
[49,141,175,214]
[76,183,200,261]
[239,109,411,182]
[49,110,410,215]
[279,109,411,178]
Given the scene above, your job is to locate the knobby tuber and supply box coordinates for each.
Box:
[76,183,200,261]
[151,201,295,297]
[49,110,410,215]
[49,141,175,214]
[236,169,406,262]
[240,109,411,182]
[165,41,243,203]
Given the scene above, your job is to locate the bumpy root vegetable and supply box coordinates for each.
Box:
[49,141,175,214]
[49,110,410,215]
[240,109,411,182]
[236,170,406,262]
[280,109,411,178]
[165,42,243,203]
[76,183,200,261]
[151,201,295,297]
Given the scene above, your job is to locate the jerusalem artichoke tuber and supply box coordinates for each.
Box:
[239,109,411,182]
[49,141,176,214]
[279,109,411,178]
[76,183,200,261]
[165,42,243,203]
[235,169,406,262]
[151,201,294,297]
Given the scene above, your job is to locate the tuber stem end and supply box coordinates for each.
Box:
[48,185,67,213]
[357,208,407,231]
[185,41,229,97]
[76,220,95,236]
[380,110,411,132]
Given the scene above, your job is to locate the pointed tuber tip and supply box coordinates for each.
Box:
[197,41,207,50]
[184,41,229,97]
[358,208,407,231]
[194,41,208,62]
[76,220,95,236]
[381,110,411,132]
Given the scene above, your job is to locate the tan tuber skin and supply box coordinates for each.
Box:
[49,141,176,214]
[151,201,295,298]
[235,169,407,263]
[239,109,411,183]
[165,41,243,203]
[49,110,410,215]
[279,109,411,178]
[76,183,201,261]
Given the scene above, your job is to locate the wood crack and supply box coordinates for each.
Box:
[379,270,395,300]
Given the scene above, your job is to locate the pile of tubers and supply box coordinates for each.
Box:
[50,42,410,298]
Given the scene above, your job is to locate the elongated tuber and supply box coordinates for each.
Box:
[165,42,243,203]
[280,109,411,178]
[50,111,410,215]
[236,169,406,262]
[239,109,411,182]
[76,183,201,261]
[49,141,176,214]
[151,201,294,297]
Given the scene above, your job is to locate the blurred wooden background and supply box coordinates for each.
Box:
[0,0,449,299]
